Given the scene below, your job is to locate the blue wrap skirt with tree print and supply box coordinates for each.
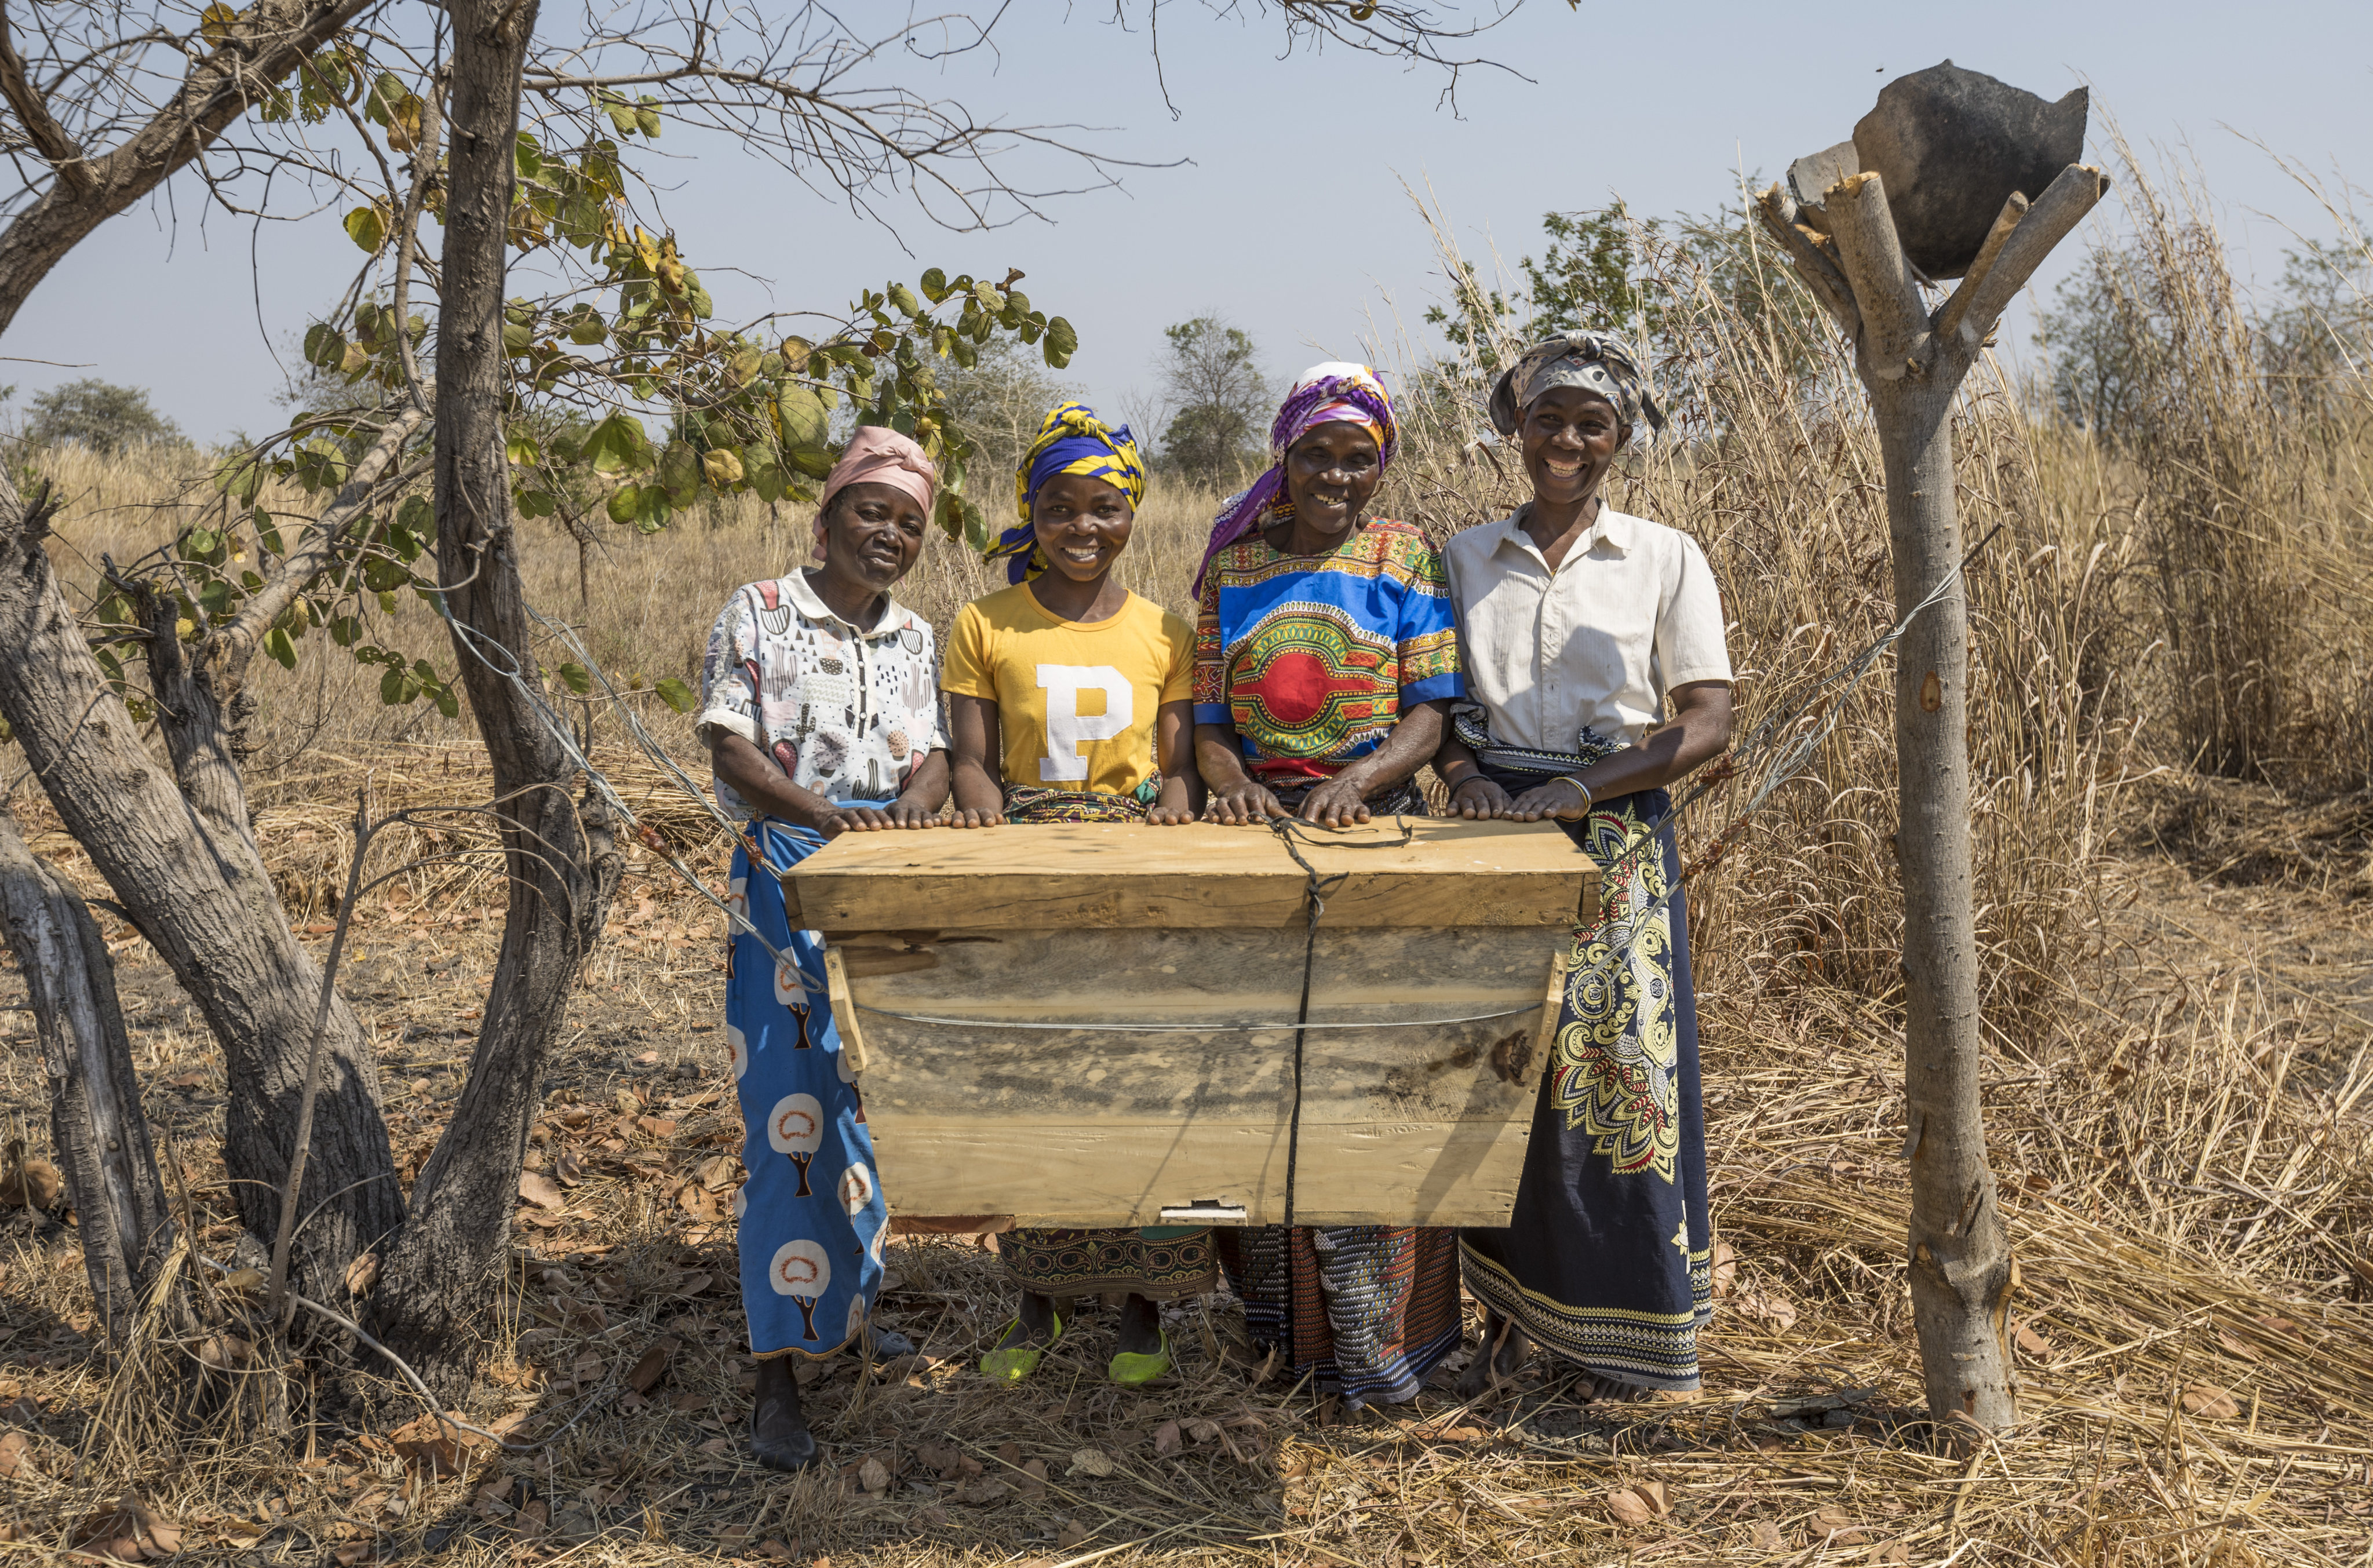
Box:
[728,815,888,1359]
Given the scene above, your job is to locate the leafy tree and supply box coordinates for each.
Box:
[2033,246,2150,437]
[23,378,184,454]
[1155,315,1268,485]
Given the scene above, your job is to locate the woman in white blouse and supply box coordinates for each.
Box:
[1435,335,1733,1401]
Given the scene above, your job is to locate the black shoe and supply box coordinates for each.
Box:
[750,1356,816,1472]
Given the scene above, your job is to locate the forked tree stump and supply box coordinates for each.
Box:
[1756,159,2108,1435]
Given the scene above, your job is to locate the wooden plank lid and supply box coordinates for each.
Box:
[788,817,1598,932]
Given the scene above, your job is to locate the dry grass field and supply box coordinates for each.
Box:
[2,151,2372,1566]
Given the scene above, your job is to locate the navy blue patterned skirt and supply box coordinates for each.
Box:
[1458,777,1713,1391]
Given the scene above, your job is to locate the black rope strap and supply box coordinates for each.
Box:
[1264,812,1415,1226]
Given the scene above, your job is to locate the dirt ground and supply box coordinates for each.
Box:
[1,786,2370,1566]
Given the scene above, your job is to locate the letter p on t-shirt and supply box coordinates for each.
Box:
[1036,664,1133,782]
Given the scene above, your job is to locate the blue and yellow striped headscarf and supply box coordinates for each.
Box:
[986,402,1149,584]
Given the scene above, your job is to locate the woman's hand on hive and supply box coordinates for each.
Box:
[1446,774,1510,819]
[883,798,943,829]
[1146,774,1200,825]
[1202,779,1284,825]
[949,805,1005,829]
[1296,774,1372,828]
[823,804,901,835]
[1504,779,1592,822]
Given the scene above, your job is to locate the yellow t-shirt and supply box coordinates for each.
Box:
[941,585,1194,797]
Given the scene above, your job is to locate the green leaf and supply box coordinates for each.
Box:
[635,95,662,136]
[380,666,408,705]
[330,615,360,647]
[264,626,297,670]
[887,283,922,318]
[502,320,534,354]
[433,685,460,719]
[606,483,642,525]
[607,98,639,135]
[582,411,648,473]
[515,488,555,519]
[776,385,829,452]
[565,306,608,345]
[514,131,542,180]
[398,494,435,542]
[505,428,540,466]
[1044,314,1079,369]
[972,280,1004,312]
[654,676,695,714]
[344,205,386,253]
[920,267,948,303]
[657,440,700,506]
[199,2,239,45]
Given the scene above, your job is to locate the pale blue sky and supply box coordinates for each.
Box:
[6,1,2365,443]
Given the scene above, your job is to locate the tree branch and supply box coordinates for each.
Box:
[1824,172,1931,381]
[1754,182,1861,342]
[0,2,91,194]
[206,392,430,695]
[0,0,379,341]
[1931,191,2029,350]
[1940,164,2112,353]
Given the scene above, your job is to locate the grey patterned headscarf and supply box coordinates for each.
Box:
[1488,333,1664,440]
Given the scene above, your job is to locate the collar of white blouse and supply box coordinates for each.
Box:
[1494,502,1635,570]
[780,566,908,637]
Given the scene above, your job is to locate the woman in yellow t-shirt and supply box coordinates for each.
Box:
[941,403,1207,1387]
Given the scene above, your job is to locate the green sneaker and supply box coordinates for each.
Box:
[1106,1327,1172,1388]
[979,1312,1061,1383]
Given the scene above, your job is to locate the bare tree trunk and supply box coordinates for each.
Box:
[0,809,174,1344]
[0,475,404,1310]
[1758,162,2106,1435]
[1871,377,2018,1431]
[370,0,622,1392]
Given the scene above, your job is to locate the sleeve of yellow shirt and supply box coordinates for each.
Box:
[939,599,997,700]
[1157,606,1195,705]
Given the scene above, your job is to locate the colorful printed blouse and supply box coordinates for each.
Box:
[694,570,946,816]
[1192,517,1464,785]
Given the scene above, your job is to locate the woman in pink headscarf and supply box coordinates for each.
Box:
[691,426,949,1471]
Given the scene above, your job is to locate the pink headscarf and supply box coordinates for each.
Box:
[820,425,936,516]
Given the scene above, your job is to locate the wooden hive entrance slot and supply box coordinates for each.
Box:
[789,819,1599,1230]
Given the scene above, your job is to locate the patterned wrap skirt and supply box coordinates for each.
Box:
[728,814,891,1359]
[1457,760,1713,1391]
[994,784,1219,1302]
[1213,782,1463,1410]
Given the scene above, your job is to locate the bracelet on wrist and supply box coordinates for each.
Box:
[1551,774,1593,812]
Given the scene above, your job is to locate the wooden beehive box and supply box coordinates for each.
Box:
[786,819,1598,1230]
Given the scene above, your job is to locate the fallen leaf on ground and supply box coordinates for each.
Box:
[1606,1489,1655,1526]
[0,1431,30,1478]
[1184,1418,1222,1443]
[1153,1420,1182,1457]
[1748,1519,1785,1549]
[1635,1479,1672,1515]
[70,1494,182,1562]
[1056,1520,1091,1549]
[1067,1447,1117,1478]
[2217,1329,2261,1361]
[2181,1384,2241,1418]
[856,1457,890,1493]
[626,1337,678,1395]
[1710,1238,1738,1297]
[389,1411,492,1474]
[2014,1322,2051,1356]
[517,1172,566,1210]
[1813,1504,1867,1544]
[1016,1458,1048,1501]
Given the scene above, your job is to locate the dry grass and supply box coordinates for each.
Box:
[2,154,2372,1566]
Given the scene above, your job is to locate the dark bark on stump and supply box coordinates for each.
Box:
[0,475,405,1310]
[0,808,176,1344]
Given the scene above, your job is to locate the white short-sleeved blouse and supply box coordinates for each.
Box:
[694,569,947,816]
[1442,505,1731,754]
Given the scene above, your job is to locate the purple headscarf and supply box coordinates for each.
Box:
[1191,361,1398,596]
